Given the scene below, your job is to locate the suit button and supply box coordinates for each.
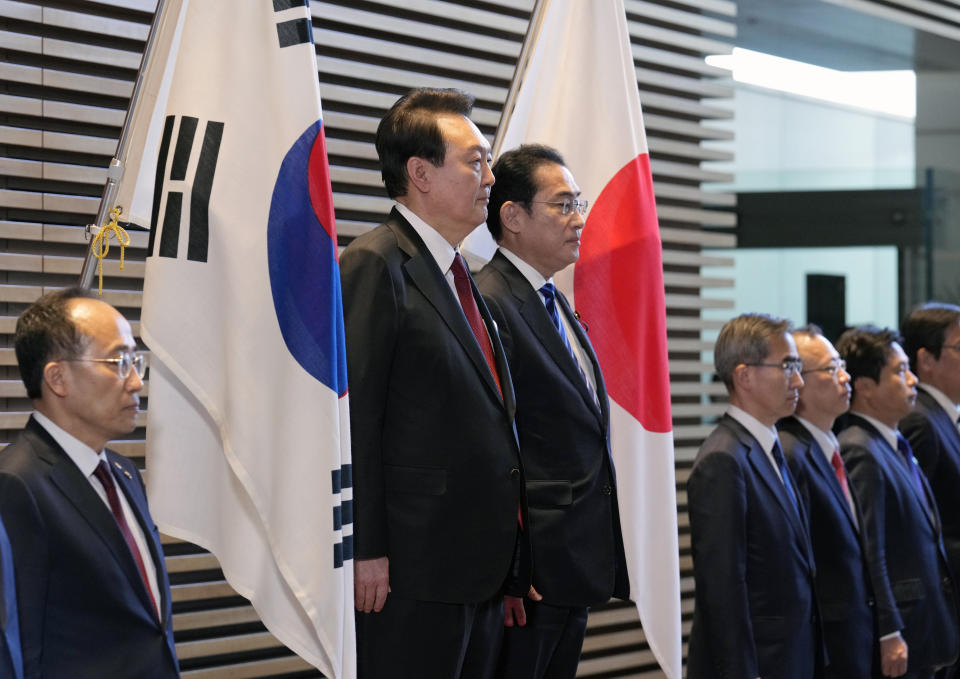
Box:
[509,467,520,480]
[602,485,612,495]
[867,598,875,608]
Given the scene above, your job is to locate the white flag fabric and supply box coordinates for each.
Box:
[118,1,355,676]
[465,1,682,676]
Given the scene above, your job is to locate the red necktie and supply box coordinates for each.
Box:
[94,461,159,619]
[450,253,501,395]
[831,450,853,503]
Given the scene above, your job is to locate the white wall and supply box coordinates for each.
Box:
[705,84,915,192]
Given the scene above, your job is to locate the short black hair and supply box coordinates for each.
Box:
[901,301,960,369]
[835,325,901,398]
[375,88,475,199]
[486,144,566,241]
[15,287,99,399]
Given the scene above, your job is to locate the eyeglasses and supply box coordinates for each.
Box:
[531,198,589,217]
[801,359,846,377]
[744,357,804,377]
[65,351,148,380]
[942,342,960,353]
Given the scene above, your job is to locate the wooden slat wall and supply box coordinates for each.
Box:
[0,0,740,676]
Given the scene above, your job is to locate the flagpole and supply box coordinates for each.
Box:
[78,0,170,290]
[491,0,550,159]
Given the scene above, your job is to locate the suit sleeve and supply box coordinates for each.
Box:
[901,411,941,482]
[340,245,399,560]
[0,473,48,679]
[688,450,758,679]
[842,442,904,636]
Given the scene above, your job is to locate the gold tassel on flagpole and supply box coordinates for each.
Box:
[90,207,130,296]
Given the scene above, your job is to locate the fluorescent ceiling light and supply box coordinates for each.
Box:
[706,48,915,118]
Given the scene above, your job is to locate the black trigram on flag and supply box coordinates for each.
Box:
[273,0,313,48]
[332,463,354,569]
[148,115,224,263]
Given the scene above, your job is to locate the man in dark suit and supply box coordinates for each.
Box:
[340,88,527,679]
[779,326,876,678]
[837,325,959,679]
[900,303,960,679]
[0,516,22,679]
[474,145,628,679]
[0,288,179,678]
[687,313,821,679]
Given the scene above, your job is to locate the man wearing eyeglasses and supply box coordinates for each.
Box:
[837,325,959,679]
[687,313,822,679]
[474,144,626,679]
[777,325,877,678]
[900,303,960,679]
[0,288,179,678]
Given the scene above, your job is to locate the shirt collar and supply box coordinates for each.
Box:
[728,404,779,454]
[795,415,840,460]
[851,410,900,451]
[918,382,960,421]
[395,202,457,276]
[498,247,550,295]
[32,410,105,477]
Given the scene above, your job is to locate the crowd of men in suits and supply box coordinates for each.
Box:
[689,307,960,679]
[0,87,628,679]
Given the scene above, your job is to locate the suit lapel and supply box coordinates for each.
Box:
[726,417,812,562]
[389,212,503,403]
[492,253,602,423]
[854,415,940,532]
[109,453,168,623]
[797,423,860,533]
[26,420,159,622]
[922,390,960,466]
[556,290,607,426]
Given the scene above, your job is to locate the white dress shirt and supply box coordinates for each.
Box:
[499,247,597,393]
[727,405,785,484]
[32,410,161,615]
[796,415,858,528]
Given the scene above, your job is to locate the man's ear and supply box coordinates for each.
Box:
[916,347,935,378]
[405,156,433,194]
[42,360,69,398]
[732,363,750,393]
[852,375,876,399]
[500,201,524,236]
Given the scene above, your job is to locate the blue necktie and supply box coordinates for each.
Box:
[539,283,597,403]
[896,433,934,516]
[772,440,801,517]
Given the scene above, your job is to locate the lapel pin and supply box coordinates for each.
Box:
[574,311,589,332]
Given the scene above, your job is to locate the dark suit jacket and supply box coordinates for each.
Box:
[779,416,877,679]
[340,208,527,603]
[839,413,959,672]
[0,417,179,679]
[0,515,22,679]
[475,251,628,608]
[901,388,960,583]
[687,414,821,679]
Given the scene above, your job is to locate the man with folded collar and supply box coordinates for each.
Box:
[900,303,960,679]
[475,144,628,679]
[837,325,959,679]
[0,287,179,678]
[687,313,822,679]
[778,325,876,678]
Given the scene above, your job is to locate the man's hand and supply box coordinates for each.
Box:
[503,586,543,627]
[354,557,390,613]
[880,634,908,677]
